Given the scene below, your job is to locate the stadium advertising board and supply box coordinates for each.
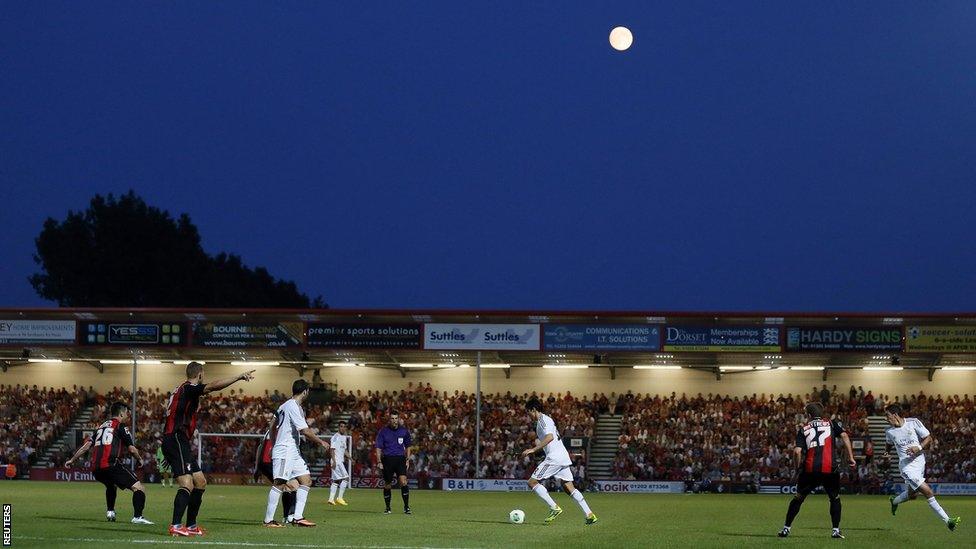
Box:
[904,326,976,353]
[191,321,303,348]
[423,324,540,351]
[29,468,96,482]
[307,323,421,349]
[80,322,186,346]
[0,320,75,345]
[663,326,780,352]
[592,480,684,493]
[894,483,976,496]
[785,327,901,352]
[442,478,530,492]
[543,324,660,352]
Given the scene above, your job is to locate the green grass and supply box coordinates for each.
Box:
[0,483,973,548]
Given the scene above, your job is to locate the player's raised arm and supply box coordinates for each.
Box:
[301,426,330,450]
[522,433,553,457]
[203,369,256,394]
[64,438,93,467]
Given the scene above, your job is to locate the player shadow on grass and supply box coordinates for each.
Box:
[80,525,169,536]
[457,518,544,526]
[204,517,257,526]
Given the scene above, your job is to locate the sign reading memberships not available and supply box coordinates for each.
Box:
[306,323,421,349]
[423,324,540,351]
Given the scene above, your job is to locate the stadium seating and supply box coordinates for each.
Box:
[0,384,88,474]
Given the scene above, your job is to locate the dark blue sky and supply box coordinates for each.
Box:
[3,2,975,312]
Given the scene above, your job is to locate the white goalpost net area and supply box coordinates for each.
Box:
[194,432,353,486]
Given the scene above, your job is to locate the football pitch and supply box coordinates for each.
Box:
[1,483,973,548]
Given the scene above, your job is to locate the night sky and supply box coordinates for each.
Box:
[3,2,975,312]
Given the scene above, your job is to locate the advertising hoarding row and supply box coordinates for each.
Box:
[4,319,976,353]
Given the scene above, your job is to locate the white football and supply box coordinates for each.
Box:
[509,509,525,524]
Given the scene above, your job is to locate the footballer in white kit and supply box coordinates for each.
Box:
[327,421,351,506]
[521,398,597,525]
[263,379,331,528]
[884,403,961,532]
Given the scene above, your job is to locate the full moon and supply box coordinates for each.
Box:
[609,26,633,51]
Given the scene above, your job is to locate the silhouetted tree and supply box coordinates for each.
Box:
[30,191,326,308]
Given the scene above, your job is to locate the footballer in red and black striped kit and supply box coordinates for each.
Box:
[161,361,255,537]
[65,402,153,525]
[778,402,856,539]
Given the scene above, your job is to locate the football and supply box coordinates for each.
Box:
[509,509,525,524]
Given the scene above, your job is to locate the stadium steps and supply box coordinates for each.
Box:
[588,414,624,479]
[867,415,898,480]
[34,403,99,470]
[308,411,353,477]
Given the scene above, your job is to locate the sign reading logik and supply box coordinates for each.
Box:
[423,324,540,351]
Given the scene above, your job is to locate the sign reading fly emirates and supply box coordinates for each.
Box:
[423,324,540,351]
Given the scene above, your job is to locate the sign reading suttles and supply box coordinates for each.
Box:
[306,323,421,349]
[786,327,902,352]
[543,324,660,352]
[905,326,976,353]
[80,322,185,345]
[423,324,540,351]
[663,326,781,352]
[192,322,303,348]
[0,320,75,345]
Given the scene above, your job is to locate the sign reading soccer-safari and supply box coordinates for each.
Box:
[423,324,541,351]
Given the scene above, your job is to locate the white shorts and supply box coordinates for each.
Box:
[531,459,573,483]
[899,457,926,491]
[331,460,349,481]
[272,455,310,481]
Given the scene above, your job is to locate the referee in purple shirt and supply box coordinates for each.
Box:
[375,410,413,514]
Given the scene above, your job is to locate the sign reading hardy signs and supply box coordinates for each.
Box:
[785,327,902,352]
[423,324,540,351]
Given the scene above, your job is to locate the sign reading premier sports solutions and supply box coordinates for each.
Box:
[544,324,660,352]
[905,326,976,353]
[664,326,781,352]
[0,320,76,345]
[192,322,303,348]
[785,327,902,352]
[306,323,421,349]
[423,324,540,351]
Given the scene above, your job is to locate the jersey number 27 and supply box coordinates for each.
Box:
[804,425,830,448]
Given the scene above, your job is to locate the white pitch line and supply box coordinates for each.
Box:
[16,536,472,549]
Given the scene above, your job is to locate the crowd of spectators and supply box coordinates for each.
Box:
[0,384,92,475]
[610,385,976,489]
[4,381,974,490]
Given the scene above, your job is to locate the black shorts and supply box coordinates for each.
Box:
[162,432,200,476]
[258,462,274,482]
[797,471,840,498]
[381,456,407,483]
[94,464,139,490]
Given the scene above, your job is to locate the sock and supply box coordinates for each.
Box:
[401,485,410,509]
[186,488,204,527]
[927,497,949,523]
[338,479,347,499]
[532,484,557,509]
[106,485,117,512]
[329,484,338,501]
[265,487,283,523]
[892,491,910,505]
[784,498,803,527]
[172,487,191,526]
[133,490,146,518]
[570,489,592,516]
[829,497,841,528]
[294,485,310,519]
[384,488,392,510]
[283,491,296,520]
